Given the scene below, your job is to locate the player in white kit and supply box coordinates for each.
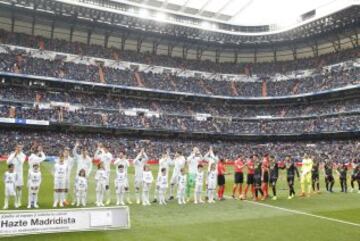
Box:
[6,144,26,207]
[63,147,75,205]
[134,148,149,204]
[169,151,186,200]
[71,142,92,205]
[204,146,219,172]
[113,151,132,204]
[156,168,168,205]
[194,164,205,204]
[53,154,68,208]
[114,164,128,205]
[207,163,217,203]
[142,165,153,206]
[177,168,187,204]
[73,142,93,177]
[95,162,108,207]
[94,143,113,205]
[3,164,17,209]
[153,150,171,203]
[186,147,203,201]
[28,145,46,170]
[74,169,88,207]
[27,163,42,208]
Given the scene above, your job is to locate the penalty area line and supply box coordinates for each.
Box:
[243,200,360,227]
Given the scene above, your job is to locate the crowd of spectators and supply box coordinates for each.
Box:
[1,86,359,118]
[0,51,359,97]
[1,100,359,135]
[1,30,359,75]
[0,130,358,162]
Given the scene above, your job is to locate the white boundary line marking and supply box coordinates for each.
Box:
[243,200,360,227]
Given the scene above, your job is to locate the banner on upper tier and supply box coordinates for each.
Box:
[0,206,130,236]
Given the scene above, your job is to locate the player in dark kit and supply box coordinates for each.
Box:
[324,161,335,193]
[311,159,320,193]
[244,155,257,200]
[337,162,348,193]
[350,160,360,193]
[284,156,300,199]
[254,160,264,201]
[261,154,270,199]
[269,155,279,200]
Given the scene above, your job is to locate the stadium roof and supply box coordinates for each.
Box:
[117,0,350,26]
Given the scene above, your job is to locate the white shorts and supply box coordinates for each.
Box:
[208,182,217,190]
[96,182,107,192]
[142,183,151,192]
[158,187,167,194]
[115,183,126,194]
[15,173,23,187]
[76,189,87,197]
[195,184,203,193]
[28,185,40,193]
[5,184,16,196]
[135,176,143,189]
[54,178,67,189]
[177,186,185,197]
[170,172,179,185]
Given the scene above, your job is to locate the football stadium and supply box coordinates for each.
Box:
[0,0,359,240]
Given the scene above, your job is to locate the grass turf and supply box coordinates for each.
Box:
[0,161,359,241]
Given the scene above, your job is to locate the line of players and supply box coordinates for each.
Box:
[3,144,360,209]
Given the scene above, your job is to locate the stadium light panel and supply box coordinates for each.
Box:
[139,8,150,18]
[156,12,167,22]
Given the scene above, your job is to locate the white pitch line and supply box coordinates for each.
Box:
[244,200,360,227]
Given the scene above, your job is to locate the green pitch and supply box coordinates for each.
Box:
[0,162,359,241]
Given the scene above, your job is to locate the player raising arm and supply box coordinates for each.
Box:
[28,145,46,170]
[134,148,149,204]
[7,144,26,208]
[186,147,203,201]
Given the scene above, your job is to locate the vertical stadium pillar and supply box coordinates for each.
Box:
[11,10,15,33]
[349,33,358,48]
[152,41,159,55]
[50,19,55,40]
[196,48,203,61]
[69,25,74,42]
[234,51,238,64]
[215,49,220,64]
[182,45,188,59]
[311,41,319,57]
[167,44,174,57]
[87,29,92,46]
[136,38,143,53]
[273,48,277,62]
[292,47,297,60]
[104,33,110,48]
[121,34,128,51]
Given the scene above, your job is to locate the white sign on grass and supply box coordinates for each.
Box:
[0,206,130,236]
